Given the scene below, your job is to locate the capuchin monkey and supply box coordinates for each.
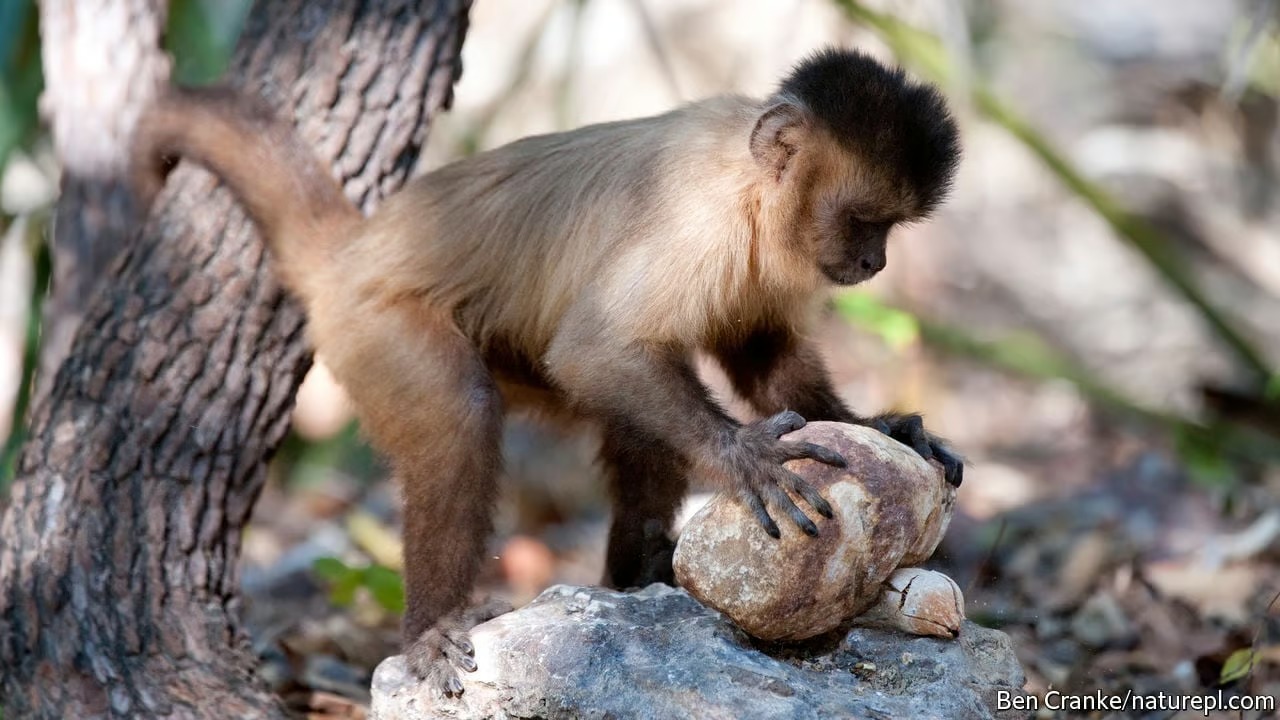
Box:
[132,48,962,696]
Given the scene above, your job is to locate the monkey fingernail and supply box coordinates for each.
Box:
[791,442,845,467]
[784,502,820,536]
[795,512,819,536]
[458,655,477,673]
[822,450,846,467]
[787,474,834,519]
[745,493,779,538]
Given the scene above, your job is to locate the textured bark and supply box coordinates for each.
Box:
[35,0,171,390]
[0,1,470,718]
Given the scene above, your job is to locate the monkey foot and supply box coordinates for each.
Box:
[605,519,678,590]
[404,601,514,698]
[871,413,964,487]
[405,621,477,698]
[636,519,677,586]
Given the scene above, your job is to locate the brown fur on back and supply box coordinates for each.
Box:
[135,89,857,378]
[311,96,828,372]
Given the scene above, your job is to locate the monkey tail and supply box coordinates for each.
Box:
[131,86,362,301]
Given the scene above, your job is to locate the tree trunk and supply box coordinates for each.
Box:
[35,0,170,391]
[0,1,470,718]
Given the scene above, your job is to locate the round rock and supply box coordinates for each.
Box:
[672,421,955,641]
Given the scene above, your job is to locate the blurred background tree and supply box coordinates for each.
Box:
[2,0,1278,714]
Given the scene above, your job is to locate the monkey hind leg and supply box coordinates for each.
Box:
[599,424,690,589]
[327,303,503,697]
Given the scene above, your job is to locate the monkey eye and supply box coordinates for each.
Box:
[847,216,891,239]
[846,214,871,233]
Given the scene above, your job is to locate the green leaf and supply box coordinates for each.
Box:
[312,557,362,608]
[1174,424,1236,488]
[832,291,920,350]
[362,564,406,614]
[311,556,355,582]
[0,226,49,492]
[165,0,252,85]
[0,0,43,171]
[1220,648,1255,684]
[328,574,360,608]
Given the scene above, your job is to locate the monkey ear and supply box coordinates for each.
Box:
[750,102,808,180]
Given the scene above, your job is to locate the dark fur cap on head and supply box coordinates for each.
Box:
[778,47,961,215]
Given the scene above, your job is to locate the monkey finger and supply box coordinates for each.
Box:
[933,443,964,487]
[781,470,834,519]
[894,415,934,461]
[762,410,807,437]
[767,484,819,537]
[871,417,892,436]
[743,491,781,539]
[781,440,846,468]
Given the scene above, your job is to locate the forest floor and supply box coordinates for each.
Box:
[240,324,1280,718]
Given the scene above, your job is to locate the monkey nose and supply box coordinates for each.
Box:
[859,254,886,274]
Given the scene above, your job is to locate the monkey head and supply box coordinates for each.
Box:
[749,48,961,286]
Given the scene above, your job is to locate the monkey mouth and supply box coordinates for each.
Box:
[820,265,878,286]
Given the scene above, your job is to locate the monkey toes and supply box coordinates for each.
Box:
[872,413,963,487]
[406,622,477,698]
[405,602,514,698]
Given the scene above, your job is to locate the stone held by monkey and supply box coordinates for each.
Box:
[130,47,963,698]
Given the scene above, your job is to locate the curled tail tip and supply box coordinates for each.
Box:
[128,82,360,303]
[130,85,280,207]
[130,97,180,209]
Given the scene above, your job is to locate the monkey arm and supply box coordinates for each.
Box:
[545,332,843,538]
[714,327,964,487]
[714,326,858,423]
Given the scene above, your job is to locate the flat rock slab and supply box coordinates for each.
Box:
[371,584,1025,720]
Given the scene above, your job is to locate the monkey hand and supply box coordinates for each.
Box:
[721,410,846,539]
[870,413,963,487]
